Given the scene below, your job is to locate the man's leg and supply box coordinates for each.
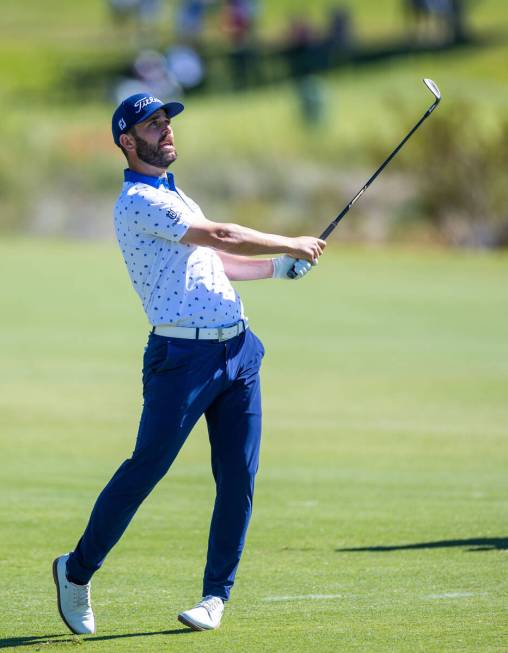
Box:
[202,330,264,601]
[66,410,193,584]
[66,335,222,584]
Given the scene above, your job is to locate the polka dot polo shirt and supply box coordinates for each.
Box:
[114,169,244,328]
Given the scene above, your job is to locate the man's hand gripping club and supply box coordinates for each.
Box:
[272,236,326,280]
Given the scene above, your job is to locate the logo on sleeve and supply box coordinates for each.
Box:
[166,208,181,223]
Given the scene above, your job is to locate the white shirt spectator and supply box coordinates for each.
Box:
[114,169,244,327]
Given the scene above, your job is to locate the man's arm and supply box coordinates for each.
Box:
[215,252,274,281]
[180,218,326,262]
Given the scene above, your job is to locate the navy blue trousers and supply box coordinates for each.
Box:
[67,328,264,601]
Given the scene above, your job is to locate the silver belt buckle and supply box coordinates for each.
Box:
[217,322,242,342]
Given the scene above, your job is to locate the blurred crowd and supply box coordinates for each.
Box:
[108,0,470,112]
[110,0,259,102]
[109,0,357,104]
[404,0,469,42]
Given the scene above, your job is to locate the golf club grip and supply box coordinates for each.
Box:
[287,265,298,279]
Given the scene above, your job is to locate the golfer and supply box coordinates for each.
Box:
[53,93,325,634]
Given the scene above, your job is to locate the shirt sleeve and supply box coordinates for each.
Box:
[129,185,189,242]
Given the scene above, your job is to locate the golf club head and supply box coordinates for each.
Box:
[423,78,441,103]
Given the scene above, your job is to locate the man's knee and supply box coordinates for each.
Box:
[216,460,258,493]
[115,448,175,493]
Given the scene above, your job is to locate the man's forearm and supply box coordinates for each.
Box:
[182,221,293,256]
[218,223,295,256]
[216,251,274,281]
[180,220,325,262]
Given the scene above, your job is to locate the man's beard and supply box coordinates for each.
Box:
[133,134,177,168]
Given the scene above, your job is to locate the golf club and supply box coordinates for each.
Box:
[288,78,442,278]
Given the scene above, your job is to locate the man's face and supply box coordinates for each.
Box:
[131,109,177,168]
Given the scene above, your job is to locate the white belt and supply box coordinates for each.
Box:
[153,319,248,342]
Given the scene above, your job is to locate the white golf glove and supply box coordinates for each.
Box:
[272,255,314,280]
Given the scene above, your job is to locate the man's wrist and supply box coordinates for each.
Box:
[279,236,294,255]
[272,255,293,279]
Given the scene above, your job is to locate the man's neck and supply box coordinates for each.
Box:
[128,159,167,178]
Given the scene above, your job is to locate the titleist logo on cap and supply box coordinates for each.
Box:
[134,96,160,113]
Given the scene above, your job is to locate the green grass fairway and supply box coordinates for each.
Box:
[1,239,507,652]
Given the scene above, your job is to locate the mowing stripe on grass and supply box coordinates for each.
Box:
[423,592,483,600]
[263,594,344,602]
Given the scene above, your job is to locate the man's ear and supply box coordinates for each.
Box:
[119,132,136,152]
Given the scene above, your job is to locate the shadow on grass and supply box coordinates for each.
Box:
[336,537,508,553]
[0,628,191,649]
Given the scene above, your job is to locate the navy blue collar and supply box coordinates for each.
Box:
[124,169,176,190]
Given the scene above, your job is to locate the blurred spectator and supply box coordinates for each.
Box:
[166,45,205,89]
[448,0,469,42]
[285,16,321,78]
[294,75,326,126]
[222,0,261,90]
[287,16,316,49]
[404,0,469,43]
[133,49,167,86]
[107,0,163,29]
[108,0,139,24]
[176,0,216,43]
[138,0,163,25]
[405,0,426,38]
[325,6,353,66]
[222,0,259,46]
[114,49,182,105]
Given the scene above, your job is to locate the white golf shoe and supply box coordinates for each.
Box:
[178,595,225,631]
[52,554,96,635]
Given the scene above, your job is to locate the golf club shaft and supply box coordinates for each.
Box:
[319,99,439,240]
[287,92,440,278]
